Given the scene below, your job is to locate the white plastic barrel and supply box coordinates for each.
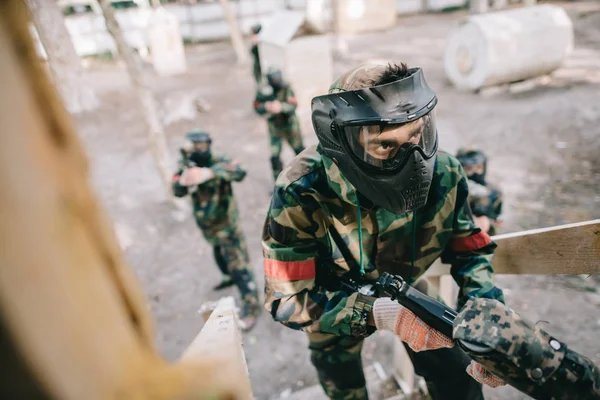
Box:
[146,7,187,77]
[444,5,574,90]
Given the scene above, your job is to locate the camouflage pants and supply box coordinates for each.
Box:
[268,118,304,181]
[307,332,483,400]
[196,219,258,305]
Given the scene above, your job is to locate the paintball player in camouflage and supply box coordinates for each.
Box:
[456,147,503,235]
[254,67,305,181]
[250,23,262,84]
[173,130,260,331]
[262,63,505,399]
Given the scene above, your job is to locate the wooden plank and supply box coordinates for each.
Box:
[492,219,600,274]
[218,0,249,65]
[197,298,225,322]
[0,2,252,399]
[425,219,600,276]
[181,297,253,399]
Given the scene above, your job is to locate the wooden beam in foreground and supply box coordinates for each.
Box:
[0,1,252,399]
[182,297,253,398]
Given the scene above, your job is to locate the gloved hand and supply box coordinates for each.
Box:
[466,361,506,388]
[373,298,454,352]
[265,100,282,114]
[179,167,215,186]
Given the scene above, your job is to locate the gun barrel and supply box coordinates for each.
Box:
[398,284,457,338]
[397,282,493,353]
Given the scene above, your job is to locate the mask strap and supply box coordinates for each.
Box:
[409,211,416,284]
[356,196,365,276]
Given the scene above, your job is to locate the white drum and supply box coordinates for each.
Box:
[147,7,187,77]
[444,5,574,90]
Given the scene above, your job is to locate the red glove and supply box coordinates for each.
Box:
[467,361,506,388]
[373,298,454,352]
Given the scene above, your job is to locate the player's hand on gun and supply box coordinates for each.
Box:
[265,100,282,114]
[466,360,506,388]
[179,167,214,186]
[372,298,506,387]
[373,298,454,351]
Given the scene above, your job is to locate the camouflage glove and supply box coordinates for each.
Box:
[467,360,507,388]
[373,298,454,352]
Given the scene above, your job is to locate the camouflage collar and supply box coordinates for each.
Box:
[317,145,373,210]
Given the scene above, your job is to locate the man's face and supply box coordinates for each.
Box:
[462,163,485,177]
[193,142,210,152]
[359,118,424,161]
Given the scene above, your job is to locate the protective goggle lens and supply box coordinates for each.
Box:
[343,112,437,170]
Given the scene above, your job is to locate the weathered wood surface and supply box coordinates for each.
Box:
[0,2,250,398]
[426,219,600,277]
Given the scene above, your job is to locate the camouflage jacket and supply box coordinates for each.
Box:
[467,179,503,221]
[253,82,298,126]
[172,152,246,228]
[262,145,504,338]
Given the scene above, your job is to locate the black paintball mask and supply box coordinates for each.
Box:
[311,67,438,214]
[456,148,487,185]
[251,23,262,35]
[266,68,284,91]
[186,130,212,167]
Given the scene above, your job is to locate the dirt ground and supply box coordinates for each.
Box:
[74,2,600,399]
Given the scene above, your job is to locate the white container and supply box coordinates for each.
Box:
[259,10,333,111]
[146,7,186,76]
[444,5,574,90]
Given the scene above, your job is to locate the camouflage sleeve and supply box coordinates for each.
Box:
[487,183,503,221]
[253,91,267,115]
[468,180,504,221]
[171,166,188,197]
[212,155,246,182]
[441,167,504,310]
[262,187,375,338]
[280,86,298,114]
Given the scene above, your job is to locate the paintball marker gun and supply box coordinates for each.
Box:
[340,272,491,353]
[375,272,457,338]
[180,148,195,168]
[179,148,198,194]
[339,272,600,399]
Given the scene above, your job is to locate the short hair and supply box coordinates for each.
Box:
[371,63,410,86]
[329,62,411,93]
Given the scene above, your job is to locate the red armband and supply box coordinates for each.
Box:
[264,258,316,281]
[450,231,492,252]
